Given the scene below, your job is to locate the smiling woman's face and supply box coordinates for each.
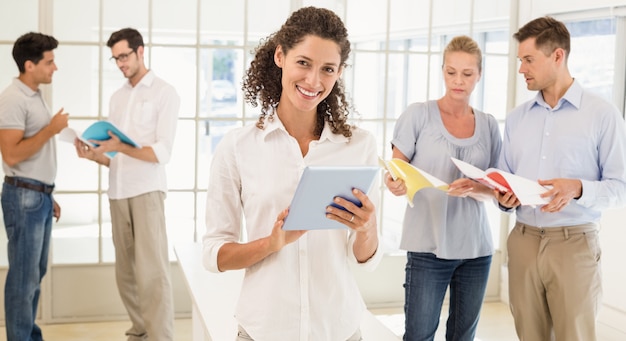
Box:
[274,35,343,115]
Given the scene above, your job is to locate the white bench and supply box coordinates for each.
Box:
[175,242,400,341]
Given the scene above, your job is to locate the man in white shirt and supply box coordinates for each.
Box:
[74,27,180,341]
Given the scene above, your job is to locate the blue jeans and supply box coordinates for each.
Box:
[2,179,53,341]
[403,252,492,341]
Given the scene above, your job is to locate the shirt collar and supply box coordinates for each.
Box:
[531,79,582,111]
[123,69,155,89]
[260,110,350,144]
[13,78,39,97]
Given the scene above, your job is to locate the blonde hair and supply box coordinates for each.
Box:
[443,35,482,73]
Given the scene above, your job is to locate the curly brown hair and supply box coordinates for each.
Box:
[242,6,353,138]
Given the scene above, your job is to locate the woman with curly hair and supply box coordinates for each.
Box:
[202,6,381,341]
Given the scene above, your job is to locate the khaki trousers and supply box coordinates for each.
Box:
[507,222,601,341]
[110,191,174,341]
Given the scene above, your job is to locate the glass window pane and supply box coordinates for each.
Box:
[0,0,38,40]
[53,0,99,42]
[381,190,406,250]
[153,0,197,45]
[387,53,409,117]
[348,52,386,119]
[167,120,196,190]
[199,48,245,119]
[200,0,245,45]
[165,192,196,260]
[151,46,197,118]
[429,54,443,100]
[407,54,430,106]
[485,30,509,54]
[52,194,101,264]
[408,37,432,53]
[53,45,100,117]
[566,19,616,101]
[482,55,508,120]
[387,53,429,118]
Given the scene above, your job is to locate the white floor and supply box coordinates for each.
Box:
[372,301,518,341]
[0,301,623,340]
[0,302,514,341]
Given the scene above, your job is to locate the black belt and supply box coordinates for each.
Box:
[4,176,54,194]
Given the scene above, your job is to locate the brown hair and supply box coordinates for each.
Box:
[107,27,144,50]
[443,35,482,73]
[242,6,353,138]
[513,16,570,58]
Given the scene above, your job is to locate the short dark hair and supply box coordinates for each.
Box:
[107,28,144,50]
[513,16,570,58]
[12,32,58,73]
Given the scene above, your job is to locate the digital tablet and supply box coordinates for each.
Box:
[282,166,380,230]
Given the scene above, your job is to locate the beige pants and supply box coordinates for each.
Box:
[110,191,174,341]
[507,222,601,341]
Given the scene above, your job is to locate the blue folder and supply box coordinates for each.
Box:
[80,121,141,158]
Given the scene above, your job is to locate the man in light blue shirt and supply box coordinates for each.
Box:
[496,16,626,341]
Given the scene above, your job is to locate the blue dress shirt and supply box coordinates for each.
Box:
[499,80,626,227]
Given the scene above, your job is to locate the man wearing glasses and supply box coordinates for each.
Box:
[74,27,180,341]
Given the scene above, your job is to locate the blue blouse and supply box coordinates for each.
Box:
[391,100,501,259]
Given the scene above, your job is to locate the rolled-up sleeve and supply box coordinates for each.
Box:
[152,85,180,164]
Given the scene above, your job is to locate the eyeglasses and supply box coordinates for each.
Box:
[109,50,135,63]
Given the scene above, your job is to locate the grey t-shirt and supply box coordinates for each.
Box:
[0,78,57,185]
[391,100,501,259]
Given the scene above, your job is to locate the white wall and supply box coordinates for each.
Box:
[598,208,626,335]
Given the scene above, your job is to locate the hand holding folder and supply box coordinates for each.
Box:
[59,121,141,158]
[450,157,551,207]
[379,157,449,207]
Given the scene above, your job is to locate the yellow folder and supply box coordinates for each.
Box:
[379,157,448,207]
